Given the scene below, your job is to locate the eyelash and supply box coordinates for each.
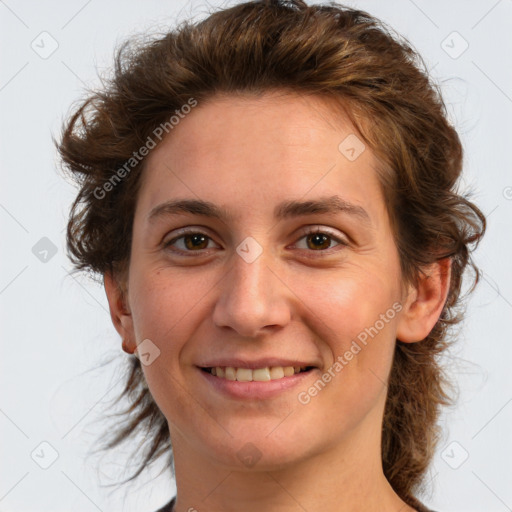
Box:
[162,227,348,257]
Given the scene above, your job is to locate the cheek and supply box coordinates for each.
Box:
[129,267,203,341]
[293,279,395,419]
[295,267,400,353]
[292,268,400,413]
[127,278,195,422]
[126,265,225,396]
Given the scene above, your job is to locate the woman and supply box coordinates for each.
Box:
[57,0,486,510]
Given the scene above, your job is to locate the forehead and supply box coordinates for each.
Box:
[150,91,355,167]
[136,91,385,223]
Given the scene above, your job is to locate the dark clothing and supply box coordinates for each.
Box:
[154,497,175,512]
[154,496,437,511]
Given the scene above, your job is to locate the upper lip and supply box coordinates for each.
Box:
[197,358,318,369]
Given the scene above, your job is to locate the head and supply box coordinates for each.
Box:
[57,0,485,506]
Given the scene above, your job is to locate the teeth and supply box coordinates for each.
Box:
[283,366,295,377]
[207,365,309,381]
[252,368,271,381]
[269,366,284,379]
[236,368,253,382]
[225,367,236,380]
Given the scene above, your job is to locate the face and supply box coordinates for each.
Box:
[118,91,411,470]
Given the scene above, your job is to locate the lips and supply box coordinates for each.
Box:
[197,363,318,400]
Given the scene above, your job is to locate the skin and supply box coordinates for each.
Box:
[104,91,450,512]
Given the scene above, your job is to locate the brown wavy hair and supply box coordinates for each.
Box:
[56,0,486,508]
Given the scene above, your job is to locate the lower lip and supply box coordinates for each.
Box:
[197,367,318,400]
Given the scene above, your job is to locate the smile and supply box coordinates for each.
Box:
[201,365,314,381]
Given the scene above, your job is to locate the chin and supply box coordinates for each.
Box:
[199,419,320,471]
[212,441,312,472]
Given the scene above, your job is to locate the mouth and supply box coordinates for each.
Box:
[197,362,320,400]
[199,365,316,382]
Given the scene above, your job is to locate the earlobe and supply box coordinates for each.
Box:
[396,258,452,343]
[104,271,137,354]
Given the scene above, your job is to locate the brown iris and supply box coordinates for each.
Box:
[306,232,331,250]
[183,233,209,250]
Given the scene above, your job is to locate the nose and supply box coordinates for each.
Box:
[212,246,291,338]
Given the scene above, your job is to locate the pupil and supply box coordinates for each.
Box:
[309,233,329,250]
[186,234,207,249]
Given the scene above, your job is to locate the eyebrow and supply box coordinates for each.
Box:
[147,195,371,226]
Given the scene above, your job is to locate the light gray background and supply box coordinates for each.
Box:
[1,1,511,511]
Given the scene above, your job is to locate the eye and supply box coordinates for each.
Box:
[163,230,220,254]
[162,226,348,256]
[293,227,348,253]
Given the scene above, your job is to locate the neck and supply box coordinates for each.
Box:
[169,415,416,512]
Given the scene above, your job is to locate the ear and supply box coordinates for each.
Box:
[396,258,452,343]
[104,270,137,354]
